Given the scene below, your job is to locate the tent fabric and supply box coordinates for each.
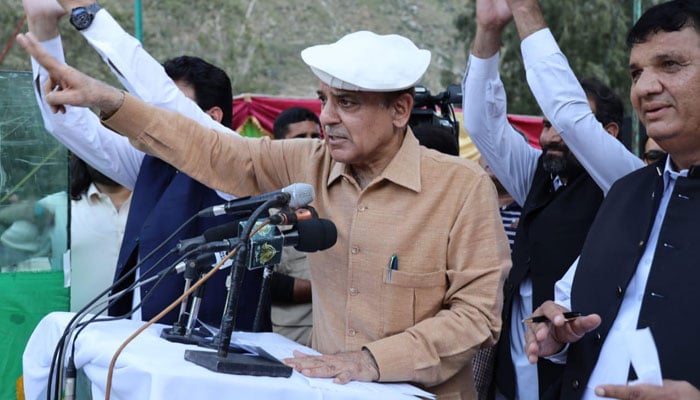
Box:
[232,95,321,138]
[459,113,543,161]
[231,94,543,160]
[503,114,544,149]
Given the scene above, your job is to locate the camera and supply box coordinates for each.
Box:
[409,84,463,139]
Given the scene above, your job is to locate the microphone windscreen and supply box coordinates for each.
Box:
[284,183,315,208]
[202,220,241,242]
[294,218,337,252]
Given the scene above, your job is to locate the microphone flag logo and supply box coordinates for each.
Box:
[239,220,283,269]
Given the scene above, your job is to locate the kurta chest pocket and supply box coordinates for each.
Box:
[381,269,446,336]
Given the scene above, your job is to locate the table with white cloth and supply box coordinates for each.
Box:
[23,312,434,400]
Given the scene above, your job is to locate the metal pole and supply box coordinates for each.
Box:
[134,0,143,43]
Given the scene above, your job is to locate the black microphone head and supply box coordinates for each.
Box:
[283,183,315,208]
[202,221,241,242]
[294,218,337,252]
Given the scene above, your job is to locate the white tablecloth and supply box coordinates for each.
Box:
[23,312,433,400]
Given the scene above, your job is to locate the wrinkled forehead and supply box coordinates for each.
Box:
[316,83,388,104]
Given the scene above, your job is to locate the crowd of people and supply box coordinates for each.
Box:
[14,0,700,398]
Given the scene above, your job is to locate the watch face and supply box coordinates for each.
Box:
[71,8,93,30]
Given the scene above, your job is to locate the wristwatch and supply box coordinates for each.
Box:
[69,2,102,31]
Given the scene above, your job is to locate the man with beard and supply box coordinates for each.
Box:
[462,0,644,398]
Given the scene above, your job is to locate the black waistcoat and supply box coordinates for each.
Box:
[108,155,268,331]
[561,160,700,398]
[494,157,604,399]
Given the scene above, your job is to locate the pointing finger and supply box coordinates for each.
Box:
[16,32,64,74]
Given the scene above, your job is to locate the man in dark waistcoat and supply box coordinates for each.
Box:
[462,0,644,397]
[526,1,700,398]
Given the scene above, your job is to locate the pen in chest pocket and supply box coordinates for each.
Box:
[386,254,398,282]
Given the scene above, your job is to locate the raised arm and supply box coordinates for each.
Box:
[507,0,644,194]
[17,33,127,121]
[18,32,251,197]
[462,0,541,206]
[56,0,236,135]
[23,0,143,188]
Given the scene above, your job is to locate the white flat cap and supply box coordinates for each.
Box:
[301,30,431,92]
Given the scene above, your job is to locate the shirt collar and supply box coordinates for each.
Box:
[551,175,565,191]
[327,129,422,192]
[86,183,108,205]
[661,156,688,189]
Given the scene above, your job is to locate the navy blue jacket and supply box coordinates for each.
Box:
[561,159,700,398]
[108,155,268,331]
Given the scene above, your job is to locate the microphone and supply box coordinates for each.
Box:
[171,238,241,276]
[193,219,336,260]
[197,183,315,218]
[282,218,337,252]
[186,250,235,273]
[177,204,318,255]
[176,221,241,255]
[268,207,317,225]
[203,222,240,241]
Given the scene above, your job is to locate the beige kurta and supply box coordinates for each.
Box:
[104,94,511,399]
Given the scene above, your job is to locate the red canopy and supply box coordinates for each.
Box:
[232,95,321,137]
[504,114,543,149]
[232,95,542,151]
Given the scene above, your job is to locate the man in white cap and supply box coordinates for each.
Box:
[19,30,511,398]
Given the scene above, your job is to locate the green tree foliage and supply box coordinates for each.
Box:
[454,0,663,116]
[0,0,473,98]
[1,0,667,105]
[1,0,137,88]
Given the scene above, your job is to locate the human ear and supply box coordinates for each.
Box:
[604,122,619,138]
[205,106,224,123]
[390,92,413,128]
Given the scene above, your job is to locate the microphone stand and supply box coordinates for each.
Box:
[161,255,219,344]
[184,200,292,377]
[252,265,273,332]
[160,258,197,341]
[185,277,207,337]
[214,245,248,357]
[162,237,241,344]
